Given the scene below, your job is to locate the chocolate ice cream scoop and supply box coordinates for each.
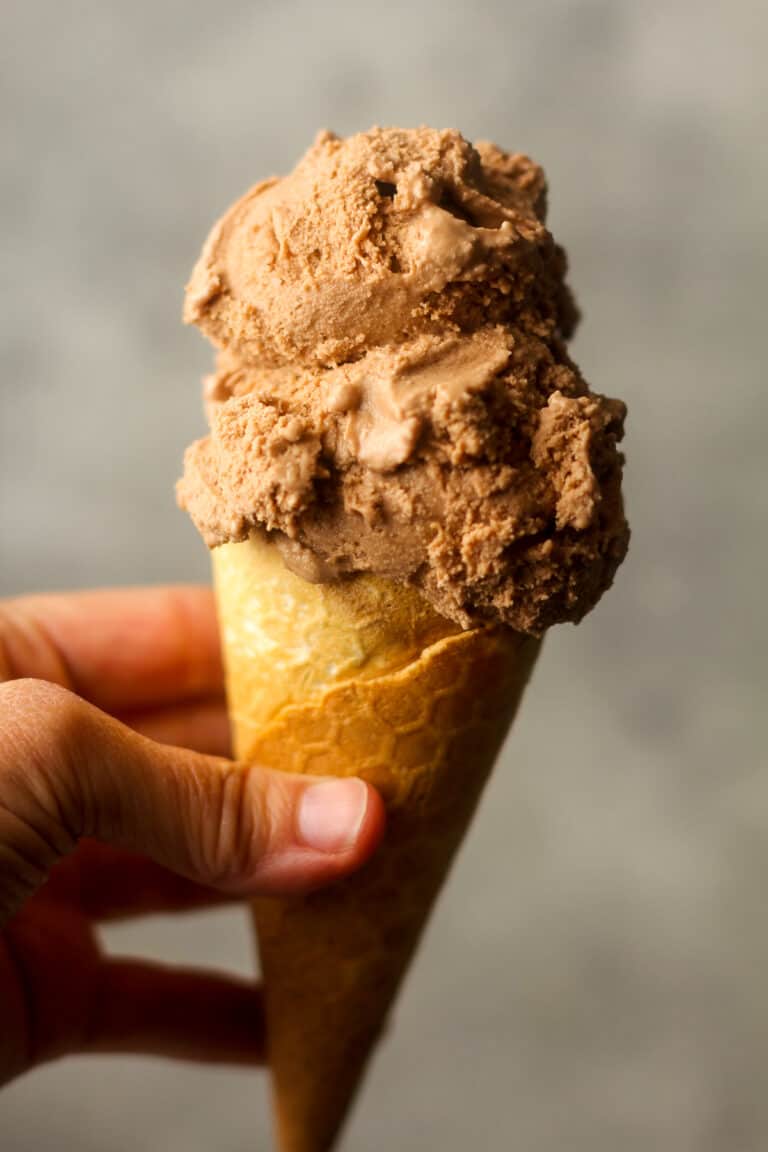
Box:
[178,126,628,634]
[184,127,575,366]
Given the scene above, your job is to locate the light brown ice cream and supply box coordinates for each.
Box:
[178,126,628,633]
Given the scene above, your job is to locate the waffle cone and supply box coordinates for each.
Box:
[213,537,540,1152]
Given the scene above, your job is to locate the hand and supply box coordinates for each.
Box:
[0,586,384,1087]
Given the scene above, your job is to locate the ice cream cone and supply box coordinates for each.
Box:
[213,535,540,1152]
[179,124,627,1152]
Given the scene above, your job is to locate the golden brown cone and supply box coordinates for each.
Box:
[213,537,540,1152]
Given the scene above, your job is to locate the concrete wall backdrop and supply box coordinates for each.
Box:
[1,1,766,1149]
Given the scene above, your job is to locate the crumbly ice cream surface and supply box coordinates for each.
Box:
[178,126,628,633]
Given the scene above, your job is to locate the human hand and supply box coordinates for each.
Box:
[0,586,384,1087]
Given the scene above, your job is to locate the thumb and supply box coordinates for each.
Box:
[0,679,385,925]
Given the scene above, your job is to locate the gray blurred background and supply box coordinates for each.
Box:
[1,0,766,1148]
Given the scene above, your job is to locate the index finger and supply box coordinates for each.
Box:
[0,586,224,711]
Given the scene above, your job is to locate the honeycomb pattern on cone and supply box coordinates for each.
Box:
[241,626,526,785]
[214,538,540,1152]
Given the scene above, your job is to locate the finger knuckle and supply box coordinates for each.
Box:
[0,678,86,836]
[1,677,82,753]
[0,681,83,913]
[196,765,269,887]
[1,677,80,745]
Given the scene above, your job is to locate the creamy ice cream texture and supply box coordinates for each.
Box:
[179,126,628,633]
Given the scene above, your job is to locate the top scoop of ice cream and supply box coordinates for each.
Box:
[184,127,579,368]
[179,127,628,634]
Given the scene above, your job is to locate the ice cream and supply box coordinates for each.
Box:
[177,126,628,1152]
[179,126,628,635]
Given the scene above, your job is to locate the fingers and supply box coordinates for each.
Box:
[0,587,224,711]
[83,961,265,1065]
[118,697,231,756]
[2,899,263,1077]
[0,679,385,925]
[43,841,238,919]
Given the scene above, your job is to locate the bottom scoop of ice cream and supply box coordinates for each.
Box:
[178,126,628,634]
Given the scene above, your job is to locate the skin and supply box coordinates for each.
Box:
[0,586,385,1088]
